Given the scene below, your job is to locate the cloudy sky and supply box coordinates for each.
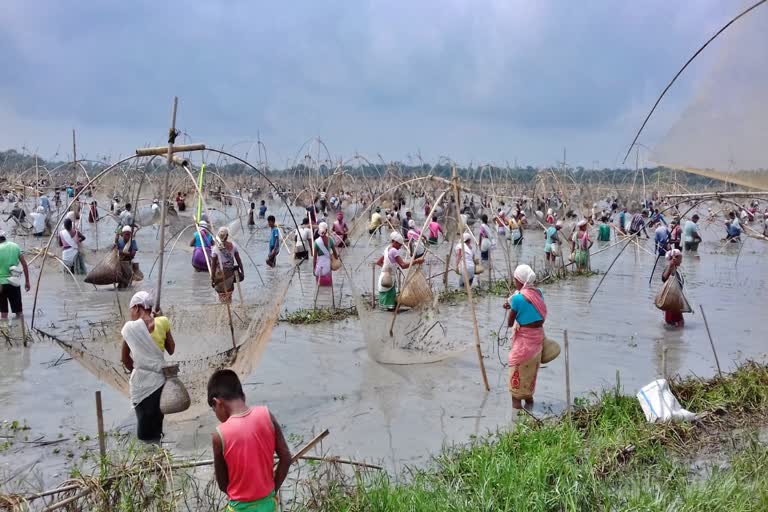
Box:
[0,0,763,169]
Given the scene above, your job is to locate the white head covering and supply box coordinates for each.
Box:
[463,232,472,242]
[665,248,682,261]
[318,222,328,234]
[547,208,553,215]
[513,264,536,287]
[390,232,404,244]
[0,230,6,239]
[217,226,229,238]
[122,225,132,233]
[37,206,45,213]
[129,290,153,309]
[555,220,563,228]
[199,220,209,229]
[408,219,415,228]
[577,219,588,227]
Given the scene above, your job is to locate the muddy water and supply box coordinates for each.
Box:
[1,200,766,488]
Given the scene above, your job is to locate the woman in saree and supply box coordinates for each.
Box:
[503,264,547,410]
[210,227,244,303]
[313,222,338,287]
[661,249,685,327]
[570,219,593,271]
[375,232,423,310]
[189,220,214,272]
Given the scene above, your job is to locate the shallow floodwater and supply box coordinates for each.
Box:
[1,198,766,487]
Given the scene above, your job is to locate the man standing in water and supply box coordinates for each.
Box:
[266,215,280,268]
[0,230,31,326]
[683,215,702,252]
[629,210,650,238]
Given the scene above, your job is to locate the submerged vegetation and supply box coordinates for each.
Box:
[298,361,768,511]
[281,306,358,325]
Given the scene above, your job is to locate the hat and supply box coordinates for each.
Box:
[390,232,404,244]
[318,222,328,234]
[199,220,209,229]
[577,219,588,227]
[463,232,472,242]
[122,225,132,233]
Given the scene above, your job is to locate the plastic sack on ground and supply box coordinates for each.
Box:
[637,379,696,423]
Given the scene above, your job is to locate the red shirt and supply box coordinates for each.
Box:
[217,407,276,501]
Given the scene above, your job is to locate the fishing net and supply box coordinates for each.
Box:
[38,268,294,416]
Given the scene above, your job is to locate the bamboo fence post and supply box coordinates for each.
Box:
[564,329,571,417]
[699,304,723,379]
[95,391,106,460]
[451,170,489,391]
[154,96,178,314]
[371,263,376,309]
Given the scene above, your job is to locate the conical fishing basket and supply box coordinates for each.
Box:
[160,364,191,414]
[397,267,432,308]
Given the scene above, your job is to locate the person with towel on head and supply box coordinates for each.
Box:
[376,232,423,310]
[571,219,593,271]
[313,222,338,287]
[116,225,140,288]
[121,291,175,443]
[211,227,244,303]
[503,264,547,410]
[190,221,215,272]
[455,232,476,286]
[544,221,563,268]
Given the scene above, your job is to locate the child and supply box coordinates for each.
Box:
[208,369,291,511]
[266,215,280,267]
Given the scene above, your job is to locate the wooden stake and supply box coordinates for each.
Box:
[95,391,106,460]
[699,304,723,379]
[154,96,178,314]
[451,169,490,391]
[371,263,376,309]
[564,329,571,416]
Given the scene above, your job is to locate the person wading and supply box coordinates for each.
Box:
[661,249,686,327]
[376,232,423,310]
[313,222,338,287]
[503,264,547,410]
[190,220,215,272]
[120,291,175,443]
[455,232,476,286]
[211,227,245,303]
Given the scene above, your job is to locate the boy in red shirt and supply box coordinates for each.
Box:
[208,370,292,511]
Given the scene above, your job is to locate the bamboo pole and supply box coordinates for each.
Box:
[450,169,490,391]
[699,305,723,379]
[587,235,635,303]
[154,97,178,314]
[564,329,571,416]
[135,143,205,157]
[95,391,106,460]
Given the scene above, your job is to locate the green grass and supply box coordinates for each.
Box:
[281,306,358,325]
[300,362,768,511]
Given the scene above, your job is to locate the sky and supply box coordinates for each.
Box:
[0,0,763,170]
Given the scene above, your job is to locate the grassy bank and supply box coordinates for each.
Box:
[300,362,768,511]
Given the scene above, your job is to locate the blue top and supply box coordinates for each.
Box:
[259,205,267,216]
[269,227,280,252]
[117,238,138,253]
[727,223,741,237]
[546,226,557,244]
[511,290,544,326]
[40,196,50,209]
[194,231,213,248]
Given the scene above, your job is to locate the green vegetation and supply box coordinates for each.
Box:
[281,306,358,325]
[299,362,768,511]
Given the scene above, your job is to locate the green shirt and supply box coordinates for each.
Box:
[0,241,22,285]
[598,224,611,241]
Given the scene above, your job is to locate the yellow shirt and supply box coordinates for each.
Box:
[368,212,383,230]
[150,316,171,352]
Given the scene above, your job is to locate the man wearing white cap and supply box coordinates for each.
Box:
[0,230,30,323]
[116,225,139,288]
[455,232,476,286]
